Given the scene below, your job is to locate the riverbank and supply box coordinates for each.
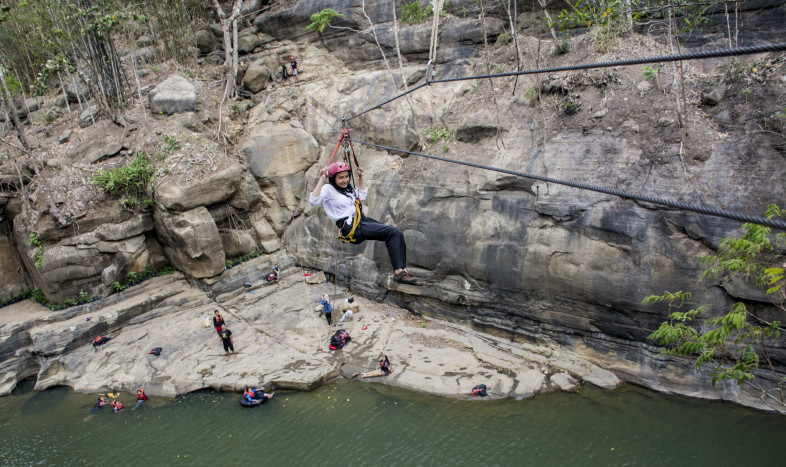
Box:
[0,253,619,399]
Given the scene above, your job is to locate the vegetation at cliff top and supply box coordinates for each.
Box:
[646,204,786,410]
[90,151,155,210]
[400,1,434,24]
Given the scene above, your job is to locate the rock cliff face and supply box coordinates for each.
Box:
[1,0,785,410]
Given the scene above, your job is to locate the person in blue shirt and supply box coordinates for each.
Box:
[321,294,333,325]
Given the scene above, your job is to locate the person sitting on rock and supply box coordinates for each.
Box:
[361,355,392,378]
[339,308,353,323]
[310,162,421,286]
[264,266,280,282]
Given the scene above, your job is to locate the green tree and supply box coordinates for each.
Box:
[645,205,786,410]
[306,8,346,33]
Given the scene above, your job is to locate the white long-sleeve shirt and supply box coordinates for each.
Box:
[309,184,367,222]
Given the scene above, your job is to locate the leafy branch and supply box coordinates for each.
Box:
[645,204,786,408]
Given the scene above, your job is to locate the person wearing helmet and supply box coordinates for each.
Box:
[290,56,299,83]
[310,162,421,285]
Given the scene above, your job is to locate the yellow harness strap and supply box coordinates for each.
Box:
[338,199,362,244]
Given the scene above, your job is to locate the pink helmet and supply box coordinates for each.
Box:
[327,162,351,177]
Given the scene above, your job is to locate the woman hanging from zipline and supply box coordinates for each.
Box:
[310,161,421,285]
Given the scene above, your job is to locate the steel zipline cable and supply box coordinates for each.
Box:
[348,138,786,230]
[343,42,786,123]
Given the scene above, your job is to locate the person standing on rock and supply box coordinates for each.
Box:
[212,310,225,343]
[310,162,422,286]
[219,324,236,359]
[280,60,290,85]
[321,294,333,325]
[290,56,300,83]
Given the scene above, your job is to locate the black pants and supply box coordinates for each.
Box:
[341,216,407,271]
[324,312,332,325]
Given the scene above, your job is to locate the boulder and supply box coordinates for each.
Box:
[305,271,327,284]
[44,107,62,122]
[701,87,725,106]
[195,29,216,56]
[249,210,280,253]
[621,119,640,133]
[335,301,360,313]
[131,46,157,63]
[0,163,32,188]
[228,172,263,211]
[240,0,262,16]
[135,36,153,48]
[153,206,225,278]
[62,213,154,244]
[16,97,41,115]
[78,105,100,128]
[149,75,197,115]
[242,60,272,93]
[28,239,142,304]
[550,372,580,391]
[65,134,123,164]
[64,79,92,103]
[156,162,244,211]
[238,34,263,54]
[171,112,204,133]
[242,121,319,212]
[220,229,259,258]
[209,23,224,38]
[636,80,653,93]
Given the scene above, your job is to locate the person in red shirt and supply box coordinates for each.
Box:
[212,310,225,343]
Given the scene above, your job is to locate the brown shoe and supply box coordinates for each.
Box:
[393,271,422,286]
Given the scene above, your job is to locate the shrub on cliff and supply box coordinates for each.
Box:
[91,151,154,209]
[645,204,785,410]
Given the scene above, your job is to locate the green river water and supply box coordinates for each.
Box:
[1,379,784,466]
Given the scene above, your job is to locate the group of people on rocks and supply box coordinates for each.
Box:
[320,295,356,326]
[93,389,147,414]
[280,56,300,85]
[212,309,236,359]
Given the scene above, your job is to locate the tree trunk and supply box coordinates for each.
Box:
[0,67,68,227]
[212,0,243,103]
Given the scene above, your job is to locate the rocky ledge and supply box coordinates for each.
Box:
[0,252,619,399]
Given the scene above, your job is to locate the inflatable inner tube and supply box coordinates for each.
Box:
[239,396,268,407]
